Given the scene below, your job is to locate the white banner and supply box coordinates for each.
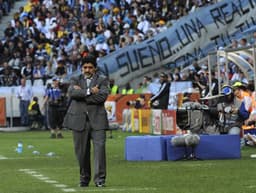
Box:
[97,0,256,86]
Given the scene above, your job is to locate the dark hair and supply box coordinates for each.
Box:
[33,96,38,102]
[160,72,168,78]
[247,83,255,92]
[81,55,97,67]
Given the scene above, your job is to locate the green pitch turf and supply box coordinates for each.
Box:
[0,130,256,193]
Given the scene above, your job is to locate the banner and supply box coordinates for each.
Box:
[121,108,132,132]
[106,94,151,123]
[97,0,256,86]
[151,110,162,135]
[131,109,140,133]
[139,109,151,134]
[162,110,176,135]
[105,101,116,122]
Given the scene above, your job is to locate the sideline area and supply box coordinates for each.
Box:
[0,130,256,193]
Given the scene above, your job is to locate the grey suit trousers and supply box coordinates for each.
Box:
[72,121,106,185]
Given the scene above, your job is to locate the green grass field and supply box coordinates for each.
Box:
[0,130,256,193]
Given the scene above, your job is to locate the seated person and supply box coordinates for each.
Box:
[238,82,255,125]
[28,96,42,130]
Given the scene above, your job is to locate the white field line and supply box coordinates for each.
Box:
[45,180,58,183]
[62,188,76,192]
[75,187,158,192]
[0,156,60,160]
[37,176,50,180]
[19,168,158,192]
[247,185,256,188]
[54,184,68,188]
[19,168,75,192]
[0,155,8,160]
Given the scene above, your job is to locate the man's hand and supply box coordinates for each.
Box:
[73,85,81,90]
[91,85,99,94]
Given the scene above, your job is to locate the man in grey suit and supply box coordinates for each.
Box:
[63,55,109,188]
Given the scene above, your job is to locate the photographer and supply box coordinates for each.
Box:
[43,77,66,138]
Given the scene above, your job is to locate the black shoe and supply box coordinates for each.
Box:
[79,182,89,187]
[57,133,63,138]
[95,182,105,187]
[50,133,56,138]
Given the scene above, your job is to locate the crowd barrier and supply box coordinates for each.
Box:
[125,134,241,161]
[0,87,197,131]
[105,93,200,133]
[105,94,152,123]
[0,86,45,118]
[121,108,178,135]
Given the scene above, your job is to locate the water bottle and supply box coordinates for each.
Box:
[46,152,55,157]
[17,141,23,154]
[32,151,40,155]
[27,145,34,149]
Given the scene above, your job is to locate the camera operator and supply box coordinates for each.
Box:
[217,85,241,134]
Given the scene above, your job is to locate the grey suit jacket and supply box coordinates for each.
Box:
[63,73,109,131]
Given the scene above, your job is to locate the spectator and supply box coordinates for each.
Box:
[203,71,219,97]
[141,75,151,93]
[238,82,254,125]
[21,61,33,85]
[122,82,134,94]
[233,81,250,109]
[192,73,207,97]
[4,21,15,38]
[33,61,46,85]
[147,72,161,95]
[16,77,33,126]
[0,0,228,93]
[0,61,17,86]
[238,38,250,47]
[109,78,119,94]
[44,60,56,80]
[55,58,67,81]
[150,72,170,109]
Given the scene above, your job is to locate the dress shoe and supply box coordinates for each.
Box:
[57,133,64,138]
[50,133,56,138]
[79,182,89,187]
[95,182,105,187]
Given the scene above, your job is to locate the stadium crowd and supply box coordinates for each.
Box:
[1,0,256,136]
[0,0,14,21]
[0,0,222,88]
